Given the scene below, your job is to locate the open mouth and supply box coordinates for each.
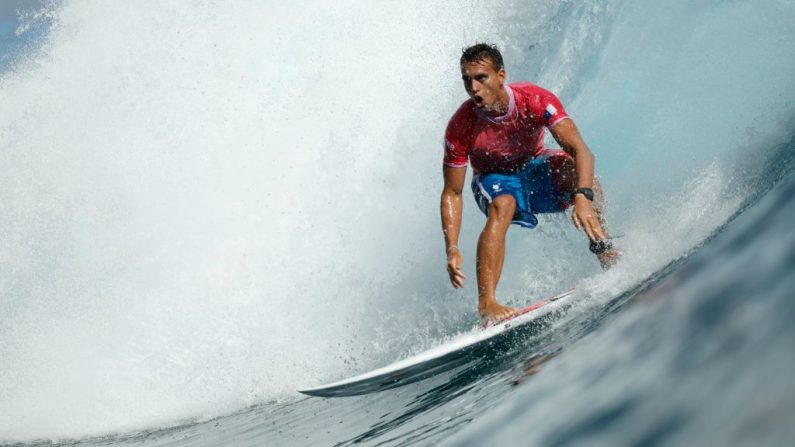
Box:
[473,95,483,105]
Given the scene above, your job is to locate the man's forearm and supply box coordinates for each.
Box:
[551,120,595,189]
[573,147,595,189]
[441,192,463,250]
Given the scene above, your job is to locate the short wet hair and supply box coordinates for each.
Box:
[460,43,504,71]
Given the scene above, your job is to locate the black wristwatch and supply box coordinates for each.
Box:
[573,187,594,201]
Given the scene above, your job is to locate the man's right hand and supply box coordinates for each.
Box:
[446,247,466,288]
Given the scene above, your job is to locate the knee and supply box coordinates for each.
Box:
[488,195,516,220]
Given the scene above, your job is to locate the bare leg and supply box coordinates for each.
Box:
[477,195,519,324]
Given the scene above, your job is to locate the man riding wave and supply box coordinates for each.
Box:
[440,43,620,325]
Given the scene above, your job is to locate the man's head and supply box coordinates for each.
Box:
[460,43,504,72]
[460,43,507,114]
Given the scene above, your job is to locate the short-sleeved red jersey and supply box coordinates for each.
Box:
[443,82,570,174]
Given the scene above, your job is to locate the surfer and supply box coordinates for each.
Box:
[440,43,620,325]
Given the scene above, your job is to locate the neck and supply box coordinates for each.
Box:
[484,86,510,116]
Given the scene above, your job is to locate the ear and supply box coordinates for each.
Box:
[497,69,506,86]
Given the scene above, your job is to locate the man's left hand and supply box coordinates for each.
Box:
[571,195,606,242]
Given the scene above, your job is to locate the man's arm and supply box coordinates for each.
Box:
[550,119,607,242]
[441,165,467,288]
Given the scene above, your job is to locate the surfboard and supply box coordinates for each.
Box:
[299,289,575,397]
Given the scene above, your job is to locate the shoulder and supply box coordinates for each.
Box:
[510,82,568,123]
[509,81,559,101]
[446,99,477,137]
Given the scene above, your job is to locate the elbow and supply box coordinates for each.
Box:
[569,144,594,163]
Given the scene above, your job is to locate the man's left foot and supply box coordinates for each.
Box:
[479,301,519,327]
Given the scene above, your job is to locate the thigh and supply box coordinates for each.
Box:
[472,172,539,228]
[471,172,527,216]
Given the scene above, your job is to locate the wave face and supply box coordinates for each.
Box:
[1,0,793,443]
[444,165,795,447]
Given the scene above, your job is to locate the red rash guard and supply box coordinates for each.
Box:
[443,82,570,174]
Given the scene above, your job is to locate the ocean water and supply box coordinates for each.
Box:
[1,1,793,446]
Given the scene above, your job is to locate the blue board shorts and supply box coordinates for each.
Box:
[471,149,574,228]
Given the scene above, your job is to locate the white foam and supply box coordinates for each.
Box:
[2,0,790,441]
[0,0,571,441]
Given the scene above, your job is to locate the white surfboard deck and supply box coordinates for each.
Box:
[299,289,575,397]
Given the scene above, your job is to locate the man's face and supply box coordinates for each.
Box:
[461,58,506,112]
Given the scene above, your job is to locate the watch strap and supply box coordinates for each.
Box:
[573,187,594,201]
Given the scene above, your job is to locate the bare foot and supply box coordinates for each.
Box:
[597,247,621,270]
[479,301,518,327]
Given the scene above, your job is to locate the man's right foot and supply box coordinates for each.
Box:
[479,301,518,327]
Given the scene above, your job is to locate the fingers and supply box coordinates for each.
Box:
[592,220,607,241]
[449,268,466,288]
[573,209,594,239]
[581,214,596,241]
[572,212,582,231]
[573,202,609,242]
[585,211,606,241]
[447,255,466,288]
[582,216,607,241]
[447,265,466,288]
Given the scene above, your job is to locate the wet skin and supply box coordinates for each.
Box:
[460,60,510,116]
[441,58,620,325]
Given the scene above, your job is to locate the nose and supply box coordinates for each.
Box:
[466,79,481,94]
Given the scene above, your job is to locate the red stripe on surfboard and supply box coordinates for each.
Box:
[481,289,574,329]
